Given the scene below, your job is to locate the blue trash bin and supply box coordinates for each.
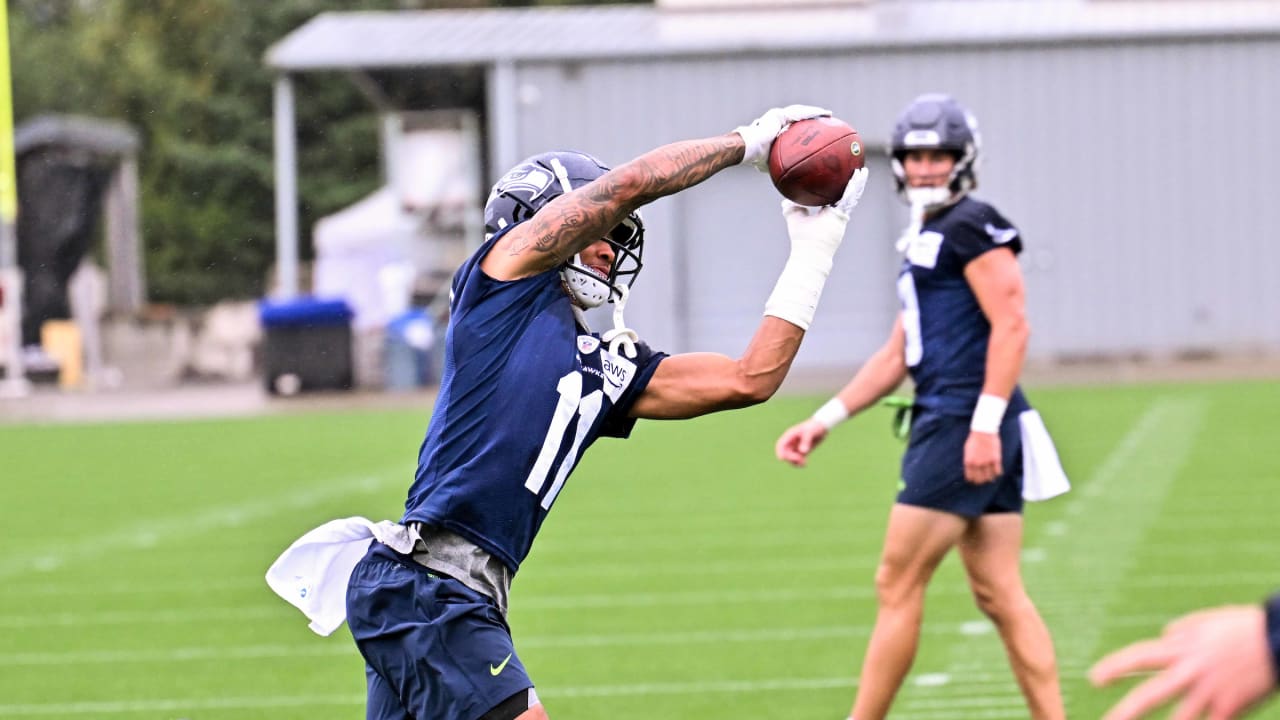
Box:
[383,309,435,391]
[258,297,354,395]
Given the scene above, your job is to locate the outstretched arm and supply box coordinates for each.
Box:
[484,136,744,281]
[629,317,803,419]
[630,168,870,420]
[823,316,910,417]
[775,316,908,467]
[483,105,831,281]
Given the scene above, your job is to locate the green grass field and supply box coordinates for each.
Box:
[2,378,1279,719]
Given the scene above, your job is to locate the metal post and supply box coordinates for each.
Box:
[273,74,299,299]
[0,0,28,397]
[488,60,519,188]
[104,155,144,313]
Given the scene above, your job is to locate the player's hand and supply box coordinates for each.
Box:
[780,203,849,258]
[777,167,868,252]
[775,419,829,468]
[831,167,869,221]
[1089,605,1276,720]
[734,104,831,170]
[963,430,1002,483]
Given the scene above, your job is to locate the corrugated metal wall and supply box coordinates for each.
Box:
[496,33,1280,370]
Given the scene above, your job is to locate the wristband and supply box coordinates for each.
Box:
[763,206,844,330]
[812,397,849,430]
[763,253,831,330]
[733,124,770,170]
[970,393,1008,434]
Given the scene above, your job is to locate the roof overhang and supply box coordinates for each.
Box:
[266,1,1280,73]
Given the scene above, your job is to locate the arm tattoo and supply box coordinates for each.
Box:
[505,135,744,268]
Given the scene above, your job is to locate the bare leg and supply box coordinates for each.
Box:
[850,504,968,720]
[957,513,1064,720]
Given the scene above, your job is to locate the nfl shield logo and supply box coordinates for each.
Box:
[577,335,600,354]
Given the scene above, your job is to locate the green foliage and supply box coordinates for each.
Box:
[9,0,647,304]
[10,0,382,303]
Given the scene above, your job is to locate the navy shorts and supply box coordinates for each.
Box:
[346,543,533,720]
[897,407,1024,518]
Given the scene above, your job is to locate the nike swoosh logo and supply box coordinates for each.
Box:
[490,653,512,676]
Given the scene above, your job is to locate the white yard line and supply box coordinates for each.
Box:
[896,395,1206,716]
[0,679,855,716]
[13,558,1266,603]
[2,626,872,668]
[0,468,403,581]
[2,555,878,597]
[0,614,1149,669]
[0,694,366,716]
[1033,396,1205,664]
[2,670,1109,716]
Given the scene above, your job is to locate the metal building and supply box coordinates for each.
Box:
[267,0,1280,375]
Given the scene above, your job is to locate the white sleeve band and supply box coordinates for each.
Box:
[812,397,850,430]
[970,393,1008,434]
[763,222,840,330]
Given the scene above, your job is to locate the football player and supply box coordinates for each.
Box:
[344,106,869,720]
[774,93,1067,720]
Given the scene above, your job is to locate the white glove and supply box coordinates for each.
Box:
[828,166,869,220]
[764,167,869,330]
[778,166,868,258]
[734,104,832,171]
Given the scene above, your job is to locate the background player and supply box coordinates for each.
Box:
[774,93,1066,720]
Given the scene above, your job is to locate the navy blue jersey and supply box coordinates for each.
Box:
[897,196,1023,415]
[402,230,666,572]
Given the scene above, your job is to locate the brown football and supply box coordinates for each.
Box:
[768,116,865,206]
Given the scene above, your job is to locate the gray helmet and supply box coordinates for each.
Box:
[889,93,981,203]
[482,150,644,305]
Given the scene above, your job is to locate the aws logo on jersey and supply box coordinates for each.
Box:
[599,353,634,391]
[578,342,636,403]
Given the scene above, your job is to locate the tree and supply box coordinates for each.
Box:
[10,0,647,305]
[11,0,393,303]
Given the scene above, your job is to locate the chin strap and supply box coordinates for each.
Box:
[897,187,963,252]
[896,200,927,253]
[570,304,591,332]
[599,284,639,359]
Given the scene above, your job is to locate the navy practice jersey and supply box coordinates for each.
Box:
[897,196,1024,415]
[402,229,666,573]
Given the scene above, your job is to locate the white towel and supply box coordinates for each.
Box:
[265,517,417,636]
[1019,409,1071,502]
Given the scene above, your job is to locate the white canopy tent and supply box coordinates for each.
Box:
[311,185,418,333]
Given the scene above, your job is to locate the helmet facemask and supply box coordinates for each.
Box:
[560,213,645,310]
[562,213,645,359]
